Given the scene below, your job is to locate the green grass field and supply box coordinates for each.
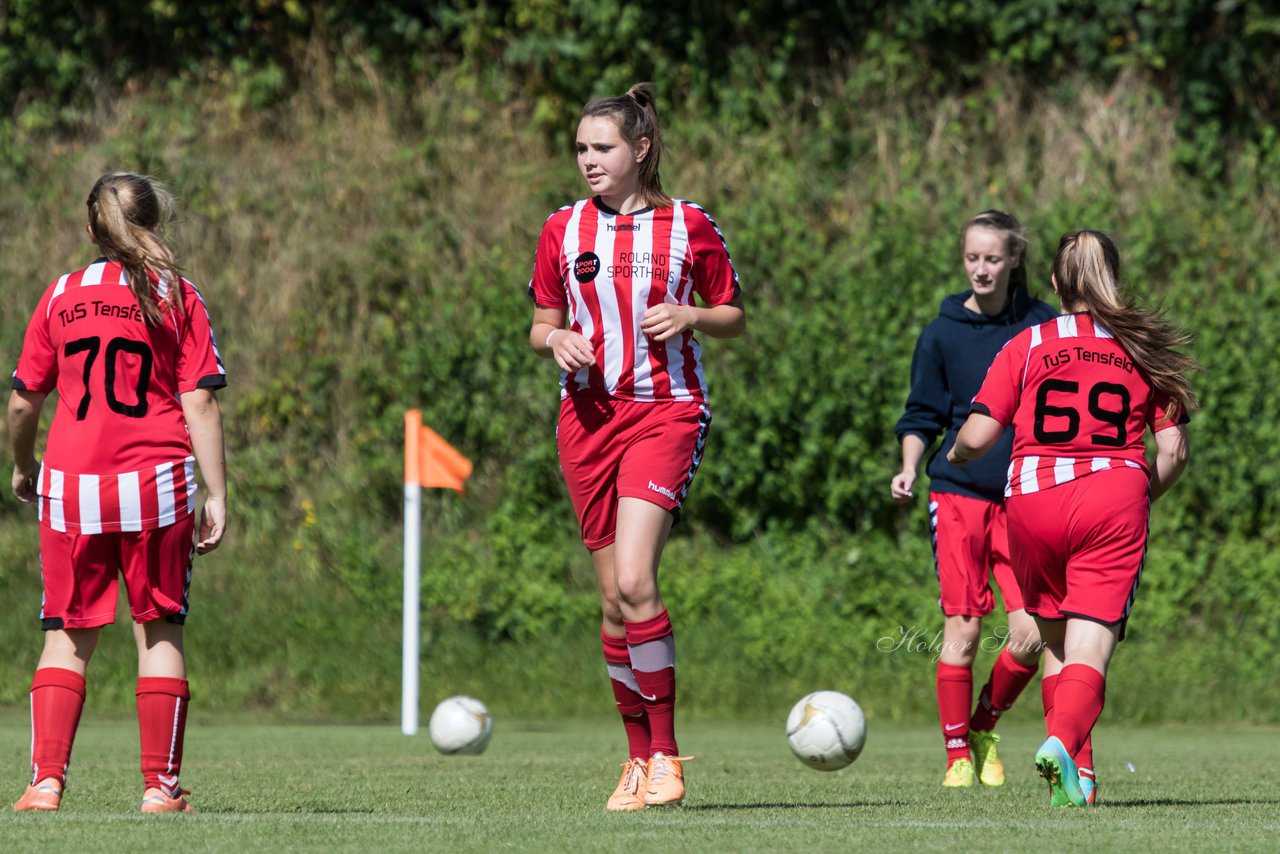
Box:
[1,715,1277,851]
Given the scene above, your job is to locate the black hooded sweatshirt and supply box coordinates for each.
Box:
[895,288,1059,502]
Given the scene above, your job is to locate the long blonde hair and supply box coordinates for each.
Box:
[580,83,672,208]
[86,172,184,325]
[1053,230,1199,422]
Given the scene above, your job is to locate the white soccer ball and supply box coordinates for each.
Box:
[428,695,493,755]
[786,690,866,771]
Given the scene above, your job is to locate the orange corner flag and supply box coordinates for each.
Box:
[404,409,473,493]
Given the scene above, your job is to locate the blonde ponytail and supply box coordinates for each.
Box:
[1053,230,1199,422]
[86,173,185,325]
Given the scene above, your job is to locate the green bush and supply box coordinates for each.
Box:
[0,20,1277,720]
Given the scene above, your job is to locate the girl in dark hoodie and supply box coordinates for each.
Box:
[891,211,1071,790]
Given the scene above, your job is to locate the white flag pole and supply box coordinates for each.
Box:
[402,411,422,735]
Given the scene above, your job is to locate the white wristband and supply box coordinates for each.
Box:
[544,329,561,350]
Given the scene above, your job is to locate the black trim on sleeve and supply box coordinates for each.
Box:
[41,617,65,631]
[12,377,27,391]
[969,402,993,418]
[196,375,228,390]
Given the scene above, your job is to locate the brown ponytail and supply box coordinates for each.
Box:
[86,173,184,325]
[581,82,672,208]
[1053,230,1199,422]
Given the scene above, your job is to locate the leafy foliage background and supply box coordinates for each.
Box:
[0,2,1276,721]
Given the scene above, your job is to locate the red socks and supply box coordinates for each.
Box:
[970,649,1038,732]
[1076,734,1096,775]
[29,669,191,795]
[625,609,677,756]
[29,668,87,788]
[1040,672,1058,724]
[602,630,650,759]
[1043,668,1099,767]
[137,677,190,796]
[936,662,972,762]
[1049,663,1105,757]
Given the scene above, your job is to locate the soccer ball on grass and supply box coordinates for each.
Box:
[786,690,866,771]
[428,695,493,755]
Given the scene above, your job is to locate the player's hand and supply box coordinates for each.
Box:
[946,447,968,468]
[890,470,916,504]
[640,303,696,342]
[12,463,38,504]
[196,495,226,554]
[547,329,595,372]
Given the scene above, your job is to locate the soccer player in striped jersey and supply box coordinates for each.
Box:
[527,83,745,810]
[892,211,1060,789]
[8,173,227,814]
[950,229,1196,807]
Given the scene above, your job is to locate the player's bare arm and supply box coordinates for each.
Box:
[7,390,47,503]
[640,294,746,342]
[1150,424,1189,502]
[948,413,1004,468]
[530,304,594,372]
[891,434,927,503]
[181,388,227,553]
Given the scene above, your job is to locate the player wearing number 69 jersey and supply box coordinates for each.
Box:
[950,229,1197,808]
[969,311,1181,498]
[8,172,227,815]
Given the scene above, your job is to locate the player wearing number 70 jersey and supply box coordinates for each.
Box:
[950,229,1197,808]
[8,172,226,815]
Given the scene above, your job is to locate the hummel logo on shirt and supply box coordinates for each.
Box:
[648,481,678,500]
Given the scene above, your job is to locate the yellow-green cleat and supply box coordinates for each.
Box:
[969,730,1005,787]
[942,757,975,787]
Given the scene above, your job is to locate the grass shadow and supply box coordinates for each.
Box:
[1099,798,1280,808]
[686,801,902,811]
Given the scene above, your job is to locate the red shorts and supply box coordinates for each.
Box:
[39,518,196,629]
[1006,467,1149,628]
[929,492,1023,616]
[558,394,710,549]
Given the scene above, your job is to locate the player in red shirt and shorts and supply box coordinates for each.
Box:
[950,230,1196,808]
[527,84,745,810]
[8,173,227,814]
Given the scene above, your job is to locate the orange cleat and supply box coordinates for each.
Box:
[14,782,62,812]
[643,753,693,806]
[141,787,195,814]
[606,758,648,812]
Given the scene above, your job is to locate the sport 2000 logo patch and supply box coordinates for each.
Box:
[573,251,601,283]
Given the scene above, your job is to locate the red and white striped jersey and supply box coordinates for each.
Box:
[971,313,1181,497]
[12,259,226,534]
[528,197,740,402]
